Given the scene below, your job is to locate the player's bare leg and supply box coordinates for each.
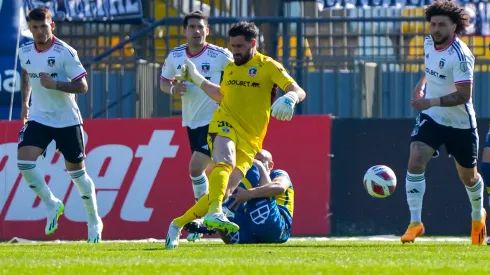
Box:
[401,141,434,243]
[202,135,240,232]
[454,161,487,245]
[18,145,63,235]
[65,160,102,243]
[187,151,212,242]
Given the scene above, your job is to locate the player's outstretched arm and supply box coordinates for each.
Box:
[183,59,223,102]
[429,82,472,107]
[231,175,290,205]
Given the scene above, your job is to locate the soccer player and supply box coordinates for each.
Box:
[223,149,294,244]
[165,21,306,249]
[403,1,485,245]
[184,149,294,244]
[159,10,233,242]
[17,7,102,243]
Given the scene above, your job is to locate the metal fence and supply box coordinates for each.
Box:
[62,14,490,119]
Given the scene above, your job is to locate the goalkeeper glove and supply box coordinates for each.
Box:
[178,59,207,87]
[271,91,299,121]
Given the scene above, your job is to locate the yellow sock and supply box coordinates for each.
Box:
[173,194,210,228]
[208,162,233,214]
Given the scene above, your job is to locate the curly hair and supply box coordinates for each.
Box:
[425,0,471,35]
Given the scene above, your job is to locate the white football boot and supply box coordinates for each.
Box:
[88,218,103,243]
[165,222,182,249]
[45,200,65,235]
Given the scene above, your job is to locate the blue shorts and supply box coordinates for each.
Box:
[226,197,291,244]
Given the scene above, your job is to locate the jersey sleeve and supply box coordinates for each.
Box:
[219,48,234,66]
[453,53,474,85]
[268,59,295,91]
[18,52,25,69]
[63,48,87,81]
[243,165,261,188]
[160,55,176,81]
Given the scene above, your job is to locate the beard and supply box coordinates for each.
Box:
[233,51,252,66]
[432,33,451,46]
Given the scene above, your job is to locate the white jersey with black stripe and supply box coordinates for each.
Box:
[18,37,87,128]
[422,35,476,129]
[160,43,233,129]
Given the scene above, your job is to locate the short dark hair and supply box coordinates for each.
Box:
[425,0,470,35]
[228,21,258,42]
[183,11,207,28]
[28,7,53,22]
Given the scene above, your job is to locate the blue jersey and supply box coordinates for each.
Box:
[224,165,294,244]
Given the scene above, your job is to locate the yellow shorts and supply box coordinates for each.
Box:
[207,110,258,176]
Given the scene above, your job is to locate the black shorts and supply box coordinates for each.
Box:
[187,124,211,156]
[18,121,86,163]
[410,113,478,168]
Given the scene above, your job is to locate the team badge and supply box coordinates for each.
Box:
[202,63,210,73]
[439,58,445,69]
[47,57,55,67]
[248,66,257,77]
[460,61,469,72]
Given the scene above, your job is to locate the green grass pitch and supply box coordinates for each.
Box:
[1,238,489,274]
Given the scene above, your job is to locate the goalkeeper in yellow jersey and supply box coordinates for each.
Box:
[165,21,306,249]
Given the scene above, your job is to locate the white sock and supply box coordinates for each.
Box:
[191,174,209,202]
[465,175,484,220]
[69,168,101,226]
[18,160,57,209]
[406,172,426,223]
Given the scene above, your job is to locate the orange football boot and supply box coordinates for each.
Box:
[400,223,425,243]
[471,209,487,245]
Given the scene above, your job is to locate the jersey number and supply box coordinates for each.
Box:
[218,121,233,128]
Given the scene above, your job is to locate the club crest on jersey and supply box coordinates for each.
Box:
[439,58,445,69]
[202,63,210,73]
[47,57,55,67]
[248,66,258,77]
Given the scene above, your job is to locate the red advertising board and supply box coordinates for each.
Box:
[0,116,331,240]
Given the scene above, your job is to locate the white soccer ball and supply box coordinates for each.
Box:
[363,165,397,198]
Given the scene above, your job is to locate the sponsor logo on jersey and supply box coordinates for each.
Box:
[226,80,261,87]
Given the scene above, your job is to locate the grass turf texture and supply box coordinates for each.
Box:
[0,238,489,274]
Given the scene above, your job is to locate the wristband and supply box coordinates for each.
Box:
[169,85,174,95]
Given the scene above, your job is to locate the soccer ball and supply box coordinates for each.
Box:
[363,165,397,198]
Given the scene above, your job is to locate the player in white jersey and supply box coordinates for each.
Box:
[401,1,486,245]
[17,7,102,243]
[159,11,233,242]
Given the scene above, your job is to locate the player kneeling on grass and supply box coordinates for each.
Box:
[185,149,294,244]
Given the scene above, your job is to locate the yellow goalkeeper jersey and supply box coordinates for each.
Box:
[219,52,295,149]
